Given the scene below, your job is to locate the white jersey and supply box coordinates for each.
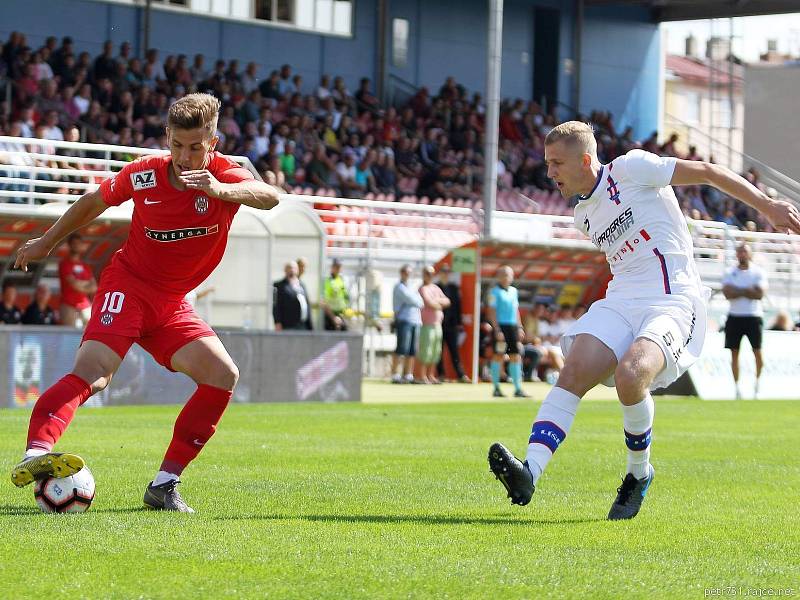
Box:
[722,265,767,317]
[574,149,703,299]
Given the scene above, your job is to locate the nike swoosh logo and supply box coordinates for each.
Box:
[143,199,161,205]
[192,439,205,446]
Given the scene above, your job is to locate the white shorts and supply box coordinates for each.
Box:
[560,291,708,390]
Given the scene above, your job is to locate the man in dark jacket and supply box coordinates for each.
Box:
[22,283,58,325]
[0,280,23,324]
[436,264,468,382]
[273,261,312,330]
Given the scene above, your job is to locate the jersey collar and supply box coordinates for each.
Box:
[577,165,605,202]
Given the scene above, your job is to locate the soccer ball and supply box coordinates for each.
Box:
[34,467,95,514]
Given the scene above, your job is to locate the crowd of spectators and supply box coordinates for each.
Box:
[0,31,782,231]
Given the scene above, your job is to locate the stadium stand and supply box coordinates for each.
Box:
[0,31,790,232]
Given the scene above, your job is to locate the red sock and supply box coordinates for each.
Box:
[160,384,232,476]
[27,374,93,452]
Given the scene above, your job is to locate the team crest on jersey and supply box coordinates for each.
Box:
[194,196,209,214]
[606,174,621,205]
[131,169,157,190]
[100,313,114,326]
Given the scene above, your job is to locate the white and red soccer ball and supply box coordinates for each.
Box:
[34,467,95,514]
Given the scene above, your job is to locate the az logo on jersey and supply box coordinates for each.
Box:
[131,170,157,190]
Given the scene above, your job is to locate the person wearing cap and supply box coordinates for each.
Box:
[436,264,469,382]
[323,258,350,331]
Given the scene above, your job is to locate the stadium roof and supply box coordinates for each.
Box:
[585,0,800,22]
[665,55,744,87]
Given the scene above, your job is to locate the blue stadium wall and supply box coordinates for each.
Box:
[0,0,660,138]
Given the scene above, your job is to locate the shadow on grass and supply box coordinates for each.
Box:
[0,504,40,516]
[92,507,149,514]
[213,513,604,526]
[0,504,151,516]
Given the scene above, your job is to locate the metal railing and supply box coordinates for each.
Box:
[1,136,799,314]
[664,111,800,203]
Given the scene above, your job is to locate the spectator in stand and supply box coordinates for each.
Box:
[316,74,332,99]
[306,143,333,189]
[276,140,296,185]
[0,280,23,324]
[322,258,350,331]
[58,233,97,327]
[418,266,450,384]
[373,151,397,194]
[336,150,363,198]
[273,261,312,331]
[22,283,57,325]
[93,41,116,82]
[277,64,294,97]
[241,61,259,94]
[355,77,379,112]
[391,264,423,384]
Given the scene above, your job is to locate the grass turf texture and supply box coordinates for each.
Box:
[1,381,798,599]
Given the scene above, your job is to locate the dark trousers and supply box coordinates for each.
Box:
[437,323,465,378]
[324,312,348,331]
[522,344,542,381]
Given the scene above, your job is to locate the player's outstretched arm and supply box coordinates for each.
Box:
[180,170,280,210]
[670,160,800,234]
[14,189,109,272]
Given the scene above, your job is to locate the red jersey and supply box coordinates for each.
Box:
[99,152,253,297]
[58,257,93,310]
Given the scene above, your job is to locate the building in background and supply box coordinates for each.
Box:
[662,35,744,172]
[744,60,800,184]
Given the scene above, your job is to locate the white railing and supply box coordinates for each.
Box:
[2,136,799,312]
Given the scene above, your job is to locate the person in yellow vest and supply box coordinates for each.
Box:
[322,258,350,331]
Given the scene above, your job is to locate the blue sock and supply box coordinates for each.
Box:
[509,362,522,391]
[490,361,500,388]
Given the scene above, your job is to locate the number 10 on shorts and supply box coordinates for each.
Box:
[100,291,125,314]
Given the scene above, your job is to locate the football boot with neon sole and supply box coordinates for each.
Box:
[11,452,85,488]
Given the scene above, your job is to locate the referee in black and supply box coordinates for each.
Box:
[722,243,768,399]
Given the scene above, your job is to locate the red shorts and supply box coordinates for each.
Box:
[82,267,216,371]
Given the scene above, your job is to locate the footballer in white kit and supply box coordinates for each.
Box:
[564,148,708,391]
[488,121,800,520]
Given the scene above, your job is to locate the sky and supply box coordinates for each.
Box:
[663,13,800,62]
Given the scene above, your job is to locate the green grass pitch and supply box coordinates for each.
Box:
[1,381,798,599]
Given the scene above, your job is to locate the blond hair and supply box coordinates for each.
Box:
[167,93,220,135]
[544,120,597,156]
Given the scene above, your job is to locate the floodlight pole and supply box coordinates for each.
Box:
[482,0,503,242]
[474,0,503,383]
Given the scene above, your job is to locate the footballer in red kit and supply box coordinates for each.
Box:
[10,93,282,512]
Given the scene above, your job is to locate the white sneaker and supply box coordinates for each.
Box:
[735,386,742,400]
[754,380,761,399]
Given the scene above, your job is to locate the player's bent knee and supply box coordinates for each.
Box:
[200,360,239,390]
[614,363,647,404]
[556,363,594,397]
